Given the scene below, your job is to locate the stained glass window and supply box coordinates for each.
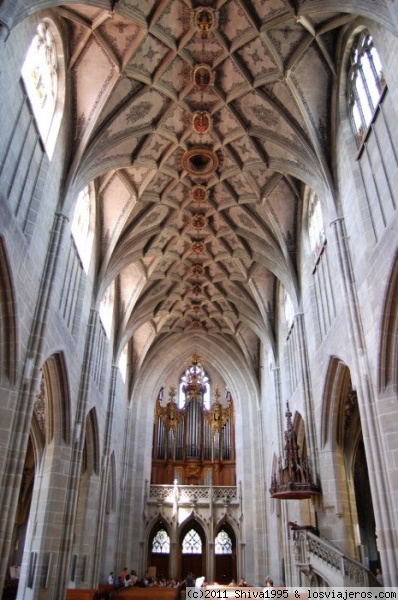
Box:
[21,21,59,157]
[182,529,202,554]
[152,529,170,554]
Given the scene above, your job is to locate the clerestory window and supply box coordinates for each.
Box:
[348,31,385,143]
[71,185,94,273]
[284,290,294,332]
[308,192,326,262]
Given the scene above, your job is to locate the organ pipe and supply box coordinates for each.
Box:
[152,380,235,485]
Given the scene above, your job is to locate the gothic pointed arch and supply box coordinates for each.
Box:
[147,519,171,581]
[320,357,378,567]
[214,519,237,584]
[40,352,71,445]
[179,516,207,581]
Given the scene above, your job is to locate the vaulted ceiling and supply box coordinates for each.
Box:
[50,0,388,375]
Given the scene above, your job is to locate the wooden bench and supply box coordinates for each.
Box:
[65,589,99,600]
[98,584,116,596]
[110,587,179,600]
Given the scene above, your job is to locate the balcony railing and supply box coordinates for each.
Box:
[292,528,381,587]
[147,484,238,505]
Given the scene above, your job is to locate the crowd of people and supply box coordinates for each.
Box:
[106,569,276,589]
[106,568,191,589]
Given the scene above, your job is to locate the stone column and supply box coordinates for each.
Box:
[294,312,320,475]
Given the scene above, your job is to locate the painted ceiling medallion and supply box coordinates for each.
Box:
[191,214,207,229]
[191,264,204,276]
[191,321,202,329]
[192,185,208,203]
[183,147,219,177]
[193,64,215,92]
[193,111,212,134]
[194,7,217,38]
[192,241,205,254]
[192,305,201,313]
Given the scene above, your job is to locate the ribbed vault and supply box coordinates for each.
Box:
[7,0,392,375]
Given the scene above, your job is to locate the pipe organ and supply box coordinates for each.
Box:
[151,358,236,486]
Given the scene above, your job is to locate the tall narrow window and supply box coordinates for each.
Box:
[348,32,385,142]
[118,343,128,383]
[99,283,115,338]
[21,20,64,158]
[284,291,294,332]
[308,192,325,261]
[71,185,94,273]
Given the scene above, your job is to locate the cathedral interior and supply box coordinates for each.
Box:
[1,0,398,598]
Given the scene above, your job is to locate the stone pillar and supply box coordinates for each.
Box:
[207,542,214,583]
[331,217,398,585]
[294,313,319,475]
[89,365,119,586]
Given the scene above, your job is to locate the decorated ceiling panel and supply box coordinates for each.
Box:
[56,0,377,369]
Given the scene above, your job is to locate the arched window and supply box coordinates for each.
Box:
[152,529,170,554]
[99,283,114,338]
[182,529,202,554]
[308,192,325,260]
[71,185,94,273]
[348,31,385,142]
[21,20,64,159]
[215,530,232,554]
[284,290,294,331]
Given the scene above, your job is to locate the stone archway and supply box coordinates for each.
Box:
[147,521,170,581]
[179,520,206,582]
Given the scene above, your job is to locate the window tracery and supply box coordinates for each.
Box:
[215,530,232,554]
[152,529,170,554]
[182,529,202,554]
[21,20,61,158]
[348,31,385,142]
